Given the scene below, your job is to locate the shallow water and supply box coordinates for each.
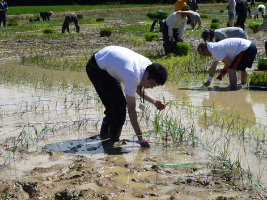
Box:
[0,63,267,198]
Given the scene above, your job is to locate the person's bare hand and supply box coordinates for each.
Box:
[137,136,150,147]
[154,100,166,110]
[253,28,259,34]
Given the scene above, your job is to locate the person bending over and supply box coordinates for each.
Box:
[40,11,53,21]
[253,16,267,57]
[86,46,168,147]
[62,13,80,33]
[198,38,257,87]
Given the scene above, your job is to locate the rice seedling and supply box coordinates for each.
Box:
[144,32,159,42]
[99,27,113,37]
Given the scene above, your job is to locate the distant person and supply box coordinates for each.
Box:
[174,0,187,12]
[198,38,257,87]
[189,12,202,29]
[62,12,80,34]
[235,0,248,30]
[186,0,199,12]
[40,11,53,21]
[150,10,165,32]
[86,46,168,147]
[162,5,193,55]
[251,0,255,8]
[0,0,8,26]
[254,5,265,19]
[253,16,267,57]
[202,27,248,42]
[248,7,251,18]
[226,0,236,27]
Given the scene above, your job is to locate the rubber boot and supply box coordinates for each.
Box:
[109,126,122,142]
[100,120,110,138]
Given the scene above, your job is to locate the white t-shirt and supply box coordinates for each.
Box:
[95,46,152,97]
[207,38,251,62]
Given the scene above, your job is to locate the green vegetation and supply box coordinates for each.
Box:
[220,9,224,13]
[144,32,159,42]
[42,28,57,34]
[210,23,219,29]
[173,42,191,57]
[249,71,267,86]
[146,11,168,20]
[200,14,210,19]
[100,28,113,37]
[77,14,83,20]
[7,20,19,26]
[96,17,105,22]
[248,24,260,30]
[258,59,267,71]
[29,16,40,22]
[211,18,220,23]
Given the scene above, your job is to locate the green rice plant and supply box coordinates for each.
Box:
[257,59,267,71]
[96,17,104,22]
[211,18,220,23]
[210,23,219,29]
[42,28,57,34]
[7,20,18,26]
[248,24,260,30]
[100,28,112,37]
[200,14,209,19]
[77,14,83,19]
[173,42,191,56]
[146,11,168,21]
[249,71,267,86]
[220,9,224,13]
[29,16,40,22]
[144,32,159,42]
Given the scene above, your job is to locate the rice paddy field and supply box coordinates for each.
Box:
[0,3,267,200]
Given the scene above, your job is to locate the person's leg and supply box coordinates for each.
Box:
[240,13,247,30]
[150,20,157,32]
[0,12,3,26]
[159,21,163,32]
[265,41,267,57]
[86,55,126,141]
[229,12,235,27]
[227,68,238,87]
[162,22,171,55]
[3,12,6,26]
[241,70,248,84]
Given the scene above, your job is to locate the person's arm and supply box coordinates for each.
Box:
[216,56,232,80]
[126,95,150,147]
[204,61,219,86]
[177,18,187,40]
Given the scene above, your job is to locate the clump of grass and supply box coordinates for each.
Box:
[212,18,220,23]
[96,17,104,22]
[173,42,191,56]
[144,32,159,42]
[220,9,224,13]
[258,59,267,71]
[29,16,40,22]
[100,28,112,37]
[201,14,209,19]
[146,11,168,21]
[210,23,219,29]
[42,28,57,34]
[248,24,260,29]
[249,71,267,86]
[77,14,83,19]
[7,20,18,26]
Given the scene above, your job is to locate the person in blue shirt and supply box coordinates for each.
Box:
[0,0,8,26]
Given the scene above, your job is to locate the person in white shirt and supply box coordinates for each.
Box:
[254,5,265,19]
[86,46,168,148]
[162,5,193,55]
[197,38,257,87]
[253,16,267,56]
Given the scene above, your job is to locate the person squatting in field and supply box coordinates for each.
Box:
[62,12,80,33]
[198,38,257,87]
[40,11,53,21]
[86,46,168,148]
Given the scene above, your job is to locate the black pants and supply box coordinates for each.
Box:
[265,41,267,57]
[162,22,180,55]
[251,1,255,8]
[150,20,163,32]
[0,11,6,26]
[236,12,247,30]
[86,55,126,134]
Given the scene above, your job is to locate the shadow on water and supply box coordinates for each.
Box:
[178,85,243,92]
[42,135,132,155]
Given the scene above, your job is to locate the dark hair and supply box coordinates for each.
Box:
[209,29,215,41]
[145,63,168,85]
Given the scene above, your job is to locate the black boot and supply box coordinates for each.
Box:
[100,120,110,138]
[109,126,122,142]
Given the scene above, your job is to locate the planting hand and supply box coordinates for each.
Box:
[253,28,259,34]
[154,100,166,110]
[170,36,175,44]
[216,74,223,81]
[137,136,150,147]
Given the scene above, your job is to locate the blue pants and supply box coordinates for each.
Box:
[162,22,180,55]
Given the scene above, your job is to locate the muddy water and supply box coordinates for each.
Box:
[0,63,267,199]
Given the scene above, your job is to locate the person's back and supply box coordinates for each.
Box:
[214,27,248,41]
[189,12,202,28]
